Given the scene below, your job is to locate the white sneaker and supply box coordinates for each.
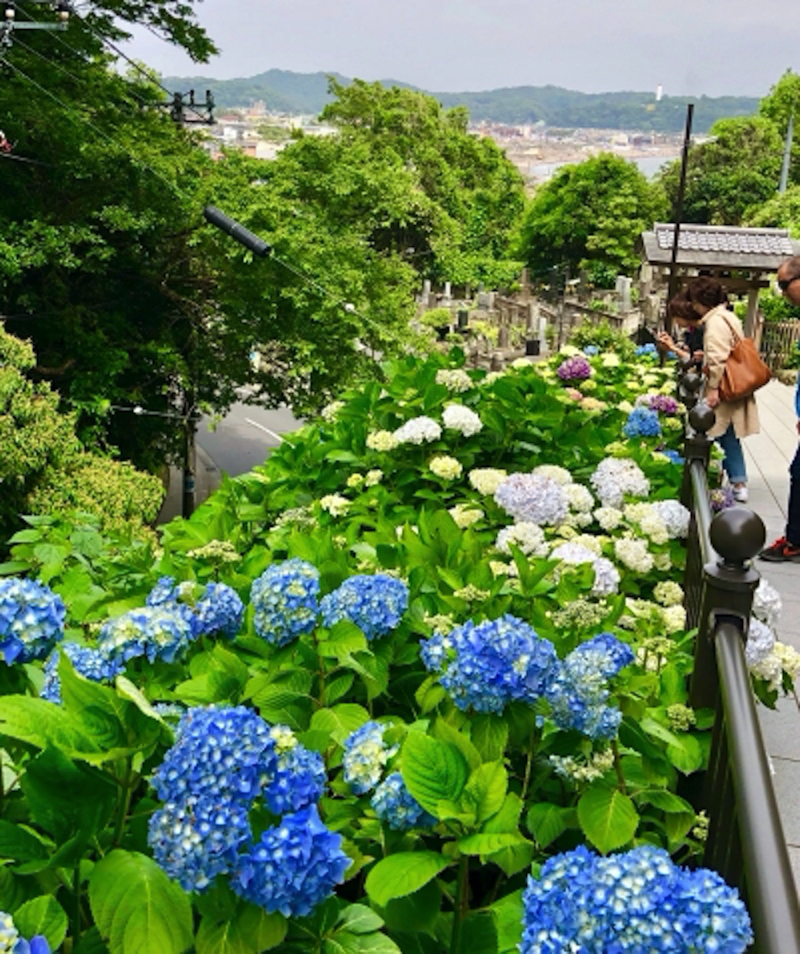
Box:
[732,485,748,503]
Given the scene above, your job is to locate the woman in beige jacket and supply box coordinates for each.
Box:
[688,277,759,502]
[658,277,759,502]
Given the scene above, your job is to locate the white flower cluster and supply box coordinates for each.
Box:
[594,506,624,531]
[483,370,505,385]
[495,473,568,526]
[435,368,473,392]
[753,578,782,630]
[319,494,350,517]
[366,430,399,452]
[549,749,615,784]
[365,469,383,486]
[663,605,687,634]
[625,599,685,633]
[393,416,442,445]
[442,404,483,437]
[449,504,484,528]
[745,618,776,667]
[751,642,800,691]
[550,542,620,596]
[590,458,650,508]
[489,559,520,578]
[624,503,669,545]
[468,468,508,495]
[320,400,345,422]
[654,581,684,607]
[614,537,654,575]
[653,500,690,539]
[564,484,594,513]
[532,464,573,486]
[429,455,463,480]
[496,522,548,557]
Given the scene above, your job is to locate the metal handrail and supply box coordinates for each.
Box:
[712,618,800,952]
[689,458,715,564]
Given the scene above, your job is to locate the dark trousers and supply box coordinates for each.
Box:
[788,444,800,545]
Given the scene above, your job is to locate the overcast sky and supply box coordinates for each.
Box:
[124,0,798,98]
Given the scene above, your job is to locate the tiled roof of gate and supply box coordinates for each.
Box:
[639,224,800,269]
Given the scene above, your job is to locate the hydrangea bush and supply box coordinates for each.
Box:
[0,344,776,953]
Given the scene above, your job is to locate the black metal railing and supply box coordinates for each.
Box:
[676,362,800,953]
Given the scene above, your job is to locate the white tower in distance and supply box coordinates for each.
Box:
[656,83,664,102]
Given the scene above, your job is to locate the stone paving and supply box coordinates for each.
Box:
[740,379,800,886]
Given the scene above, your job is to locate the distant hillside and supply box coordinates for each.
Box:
[161,69,760,133]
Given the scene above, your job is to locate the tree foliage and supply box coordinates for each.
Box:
[658,116,783,225]
[516,153,666,284]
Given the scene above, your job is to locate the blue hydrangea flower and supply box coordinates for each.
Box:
[146,576,181,607]
[0,910,50,954]
[40,642,126,704]
[320,574,408,640]
[545,633,633,739]
[420,614,558,714]
[520,845,753,953]
[148,793,252,893]
[0,577,65,665]
[233,805,350,917]
[372,773,434,831]
[151,706,278,805]
[263,725,326,814]
[342,721,397,795]
[623,406,662,438]
[250,559,320,647]
[147,577,244,639]
[635,343,658,356]
[660,448,685,465]
[583,345,599,356]
[97,605,196,664]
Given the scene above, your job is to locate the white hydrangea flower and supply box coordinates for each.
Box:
[590,458,650,508]
[442,404,483,437]
[489,560,519,578]
[512,357,533,369]
[365,469,383,486]
[435,368,473,392]
[394,416,442,445]
[653,551,674,571]
[549,749,615,784]
[565,483,594,513]
[568,534,603,555]
[319,494,350,516]
[468,468,508,495]
[654,581,684,607]
[624,503,669,545]
[602,353,621,368]
[483,370,506,384]
[321,400,345,422]
[745,618,776,667]
[550,543,619,596]
[449,504,484,528]
[559,345,580,357]
[663,605,687,634]
[753,578,782,630]
[495,473,568,526]
[653,500,690,539]
[614,537,654,574]
[366,430,399,452]
[532,464,573,486]
[496,522,548,556]
[347,473,365,488]
[429,455,463,480]
[594,506,624,531]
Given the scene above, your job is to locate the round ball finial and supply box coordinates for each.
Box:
[688,402,716,434]
[682,370,702,393]
[709,507,766,564]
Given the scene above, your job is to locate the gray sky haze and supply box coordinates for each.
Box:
[124,0,799,98]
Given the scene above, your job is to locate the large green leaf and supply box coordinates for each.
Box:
[365,852,451,907]
[577,785,638,854]
[310,705,370,746]
[89,850,193,954]
[0,820,48,862]
[196,902,287,954]
[462,762,507,823]
[0,697,99,755]
[458,833,531,856]
[526,803,577,849]
[401,732,468,817]
[470,715,509,763]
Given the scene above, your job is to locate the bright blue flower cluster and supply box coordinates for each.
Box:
[234,804,350,917]
[263,725,326,815]
[342,721,397,795]
[623,406,662,438]
[520,844,753,953]
[250,559,320,646]
[420,615,558,714]
[371,773,434,831]
[635,342,658,356]
[149,706,340,910]
[97,605,195,664]
[40,642,125,704]
[660,448,685,465]
[545,633,633,739]
[320,574,408,640]
[0,909,50,954]
[146,577,244,639]
[582,345,599,356]
[0,577,65,665]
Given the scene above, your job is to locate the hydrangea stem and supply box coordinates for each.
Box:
[611,740,627,794]
[450,855,470,954]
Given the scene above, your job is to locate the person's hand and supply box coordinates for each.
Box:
[692,350,703,361]
[706,388,720,408]
[656,331,676,351]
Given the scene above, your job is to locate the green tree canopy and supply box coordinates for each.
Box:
[516,153,666,284]
[658,116,783,225]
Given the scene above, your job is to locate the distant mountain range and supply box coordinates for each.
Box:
[161,69,760,133]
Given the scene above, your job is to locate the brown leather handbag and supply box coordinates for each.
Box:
[716,312,771,403]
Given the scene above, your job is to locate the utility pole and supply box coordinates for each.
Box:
[779,104,796,194]
[164,89,215,127]
[1,1,72,49]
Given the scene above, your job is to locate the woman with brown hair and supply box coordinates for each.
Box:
[658,277,758,502]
